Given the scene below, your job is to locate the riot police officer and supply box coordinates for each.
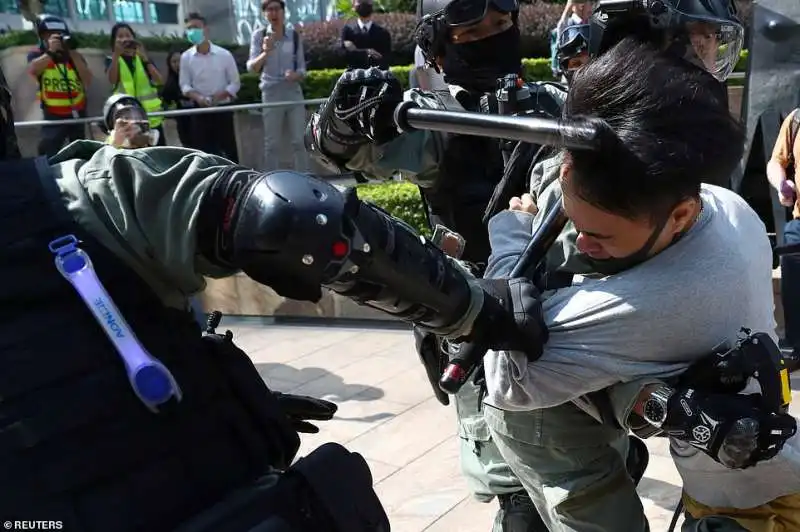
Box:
[306,0,565,529]
[0,67,389,531]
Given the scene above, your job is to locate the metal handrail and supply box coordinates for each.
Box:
[13,71,748,128]
[13,98,328,128]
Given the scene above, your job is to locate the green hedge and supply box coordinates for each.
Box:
[241,57,556,102]
[240,51,750,102]
[356,181,430,236]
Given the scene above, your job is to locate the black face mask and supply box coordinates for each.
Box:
[442,25,522,92]
[581,215,671,276]
[355,4,374,17]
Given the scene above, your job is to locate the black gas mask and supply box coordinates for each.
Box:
[415,0,522,93]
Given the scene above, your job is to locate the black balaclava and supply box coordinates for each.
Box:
[442,24,522,92]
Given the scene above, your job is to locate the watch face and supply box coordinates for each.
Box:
[644,398,666,425]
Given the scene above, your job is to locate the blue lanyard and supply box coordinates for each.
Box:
[49,235,182,413]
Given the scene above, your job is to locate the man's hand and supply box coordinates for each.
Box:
[663,388,797,469]
[509,194,538,215]
[111,119,150,148]
[780,179,796,207]
[47,34,63,54]
[285,70,302,82]
[333,67,403,144]
[212,91,231,105]
[262,33,276,53]
[273,392,338,434]
[343,40,357,51]
[367,48,382,60]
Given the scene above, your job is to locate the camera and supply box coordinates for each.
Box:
[122,39,138,50]
[60,33,76,50]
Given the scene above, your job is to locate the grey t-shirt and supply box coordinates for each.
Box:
[482,183,800,508]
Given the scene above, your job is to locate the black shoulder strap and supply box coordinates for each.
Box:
[789,108,800,172]
[293,29,299,71]
[790,108,800,146]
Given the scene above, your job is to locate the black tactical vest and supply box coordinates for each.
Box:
[423,91,506,265]
[0,158,300,532]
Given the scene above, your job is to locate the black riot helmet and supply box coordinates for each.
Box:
[589,0,743,81]
[557,24,590,81]
[35,14,76,50]
[36,13,70,37]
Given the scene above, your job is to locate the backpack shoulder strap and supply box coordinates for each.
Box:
[293,29,299,71]
[790,108,800,145]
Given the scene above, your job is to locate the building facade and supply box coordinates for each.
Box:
[183,0,336,46]
[0,0,184,37]
[0,0,335,46]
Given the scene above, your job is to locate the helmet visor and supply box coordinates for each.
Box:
[112,103,149,130]
[558,24,590,50]
[669,6,743,81]
[443,0,517,26]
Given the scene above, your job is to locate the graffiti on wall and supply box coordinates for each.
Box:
[232,0,338,45]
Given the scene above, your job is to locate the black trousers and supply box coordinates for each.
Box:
[190,110,239,163]
[38,121,85,158]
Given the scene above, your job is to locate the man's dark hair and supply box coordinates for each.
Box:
[262,0,286,10]
[563,37,744,222]
[184,12,206,24]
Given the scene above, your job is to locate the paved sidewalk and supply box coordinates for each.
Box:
[225,319,799,532]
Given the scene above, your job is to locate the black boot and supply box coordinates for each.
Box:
[495,491,549,532]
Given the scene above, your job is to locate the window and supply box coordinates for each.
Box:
[76,0,108,20]
[0,0,19,13]
[42,0,69,17]
[149,2,178,24]
[114,0,145,23]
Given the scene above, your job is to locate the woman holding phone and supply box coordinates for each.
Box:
[105,23,167,146]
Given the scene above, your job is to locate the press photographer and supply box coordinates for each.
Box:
[26,14,93,157]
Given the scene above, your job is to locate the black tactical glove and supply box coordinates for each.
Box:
[663,388,797,469]
[332,67,403,145]
[413,326,450,406]
[273,392,338,434]
[469,277,549,359]
[304,67,403,174]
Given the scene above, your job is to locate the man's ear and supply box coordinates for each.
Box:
[668,198,699,234]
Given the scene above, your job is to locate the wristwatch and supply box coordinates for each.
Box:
[642,385,673,429]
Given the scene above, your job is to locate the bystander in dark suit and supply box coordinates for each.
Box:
[340,0,391,69]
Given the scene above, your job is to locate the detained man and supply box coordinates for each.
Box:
[482,37,800,531]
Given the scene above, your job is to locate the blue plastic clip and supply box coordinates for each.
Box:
[49,235,183,413]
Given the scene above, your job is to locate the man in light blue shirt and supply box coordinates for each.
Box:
[247,0,310,172]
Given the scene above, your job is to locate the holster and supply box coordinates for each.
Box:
[174,443,390,532]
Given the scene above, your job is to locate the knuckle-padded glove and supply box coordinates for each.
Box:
[471,277,549,360]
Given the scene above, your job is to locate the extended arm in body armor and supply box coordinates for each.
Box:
[305,67,565,190]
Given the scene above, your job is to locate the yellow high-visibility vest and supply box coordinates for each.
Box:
[115,55,164,128]
[40,61,86,117]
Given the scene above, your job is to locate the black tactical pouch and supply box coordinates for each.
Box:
[174,443,390,532]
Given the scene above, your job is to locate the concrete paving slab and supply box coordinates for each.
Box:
[223,319,799,532]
